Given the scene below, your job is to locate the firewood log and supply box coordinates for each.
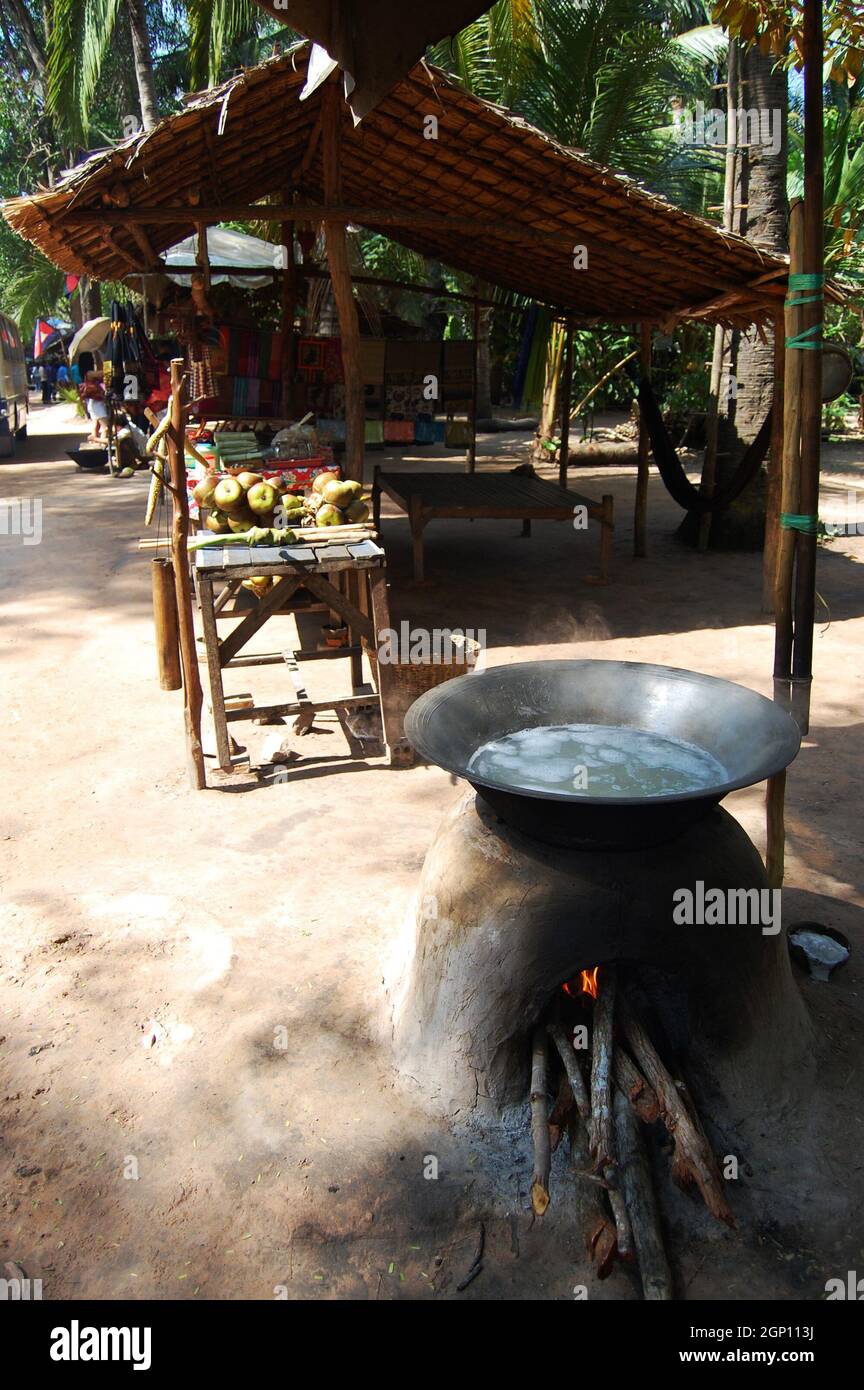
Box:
[617,993,734,1228]
[614,1089,674,1300]
[549,1019,632,1259]
[568,1111,617,1279]
[530,1025,551,1216]
[614,1047,662,1124]
[589,965,617,1173]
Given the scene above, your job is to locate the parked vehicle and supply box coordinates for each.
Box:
[0,313,30,447]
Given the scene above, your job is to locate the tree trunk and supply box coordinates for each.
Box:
[81,277,102,320]
[710,44,788,549]
[475,305,494,419]
[5,0,46,87]
[124,0,159,132]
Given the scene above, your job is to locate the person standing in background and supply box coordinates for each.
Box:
[39,363,51,404]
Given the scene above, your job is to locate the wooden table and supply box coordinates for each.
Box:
[372,468,614,582]
[194,535,399,771]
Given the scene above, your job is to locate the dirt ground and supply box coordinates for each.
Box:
[1,398,862,1301]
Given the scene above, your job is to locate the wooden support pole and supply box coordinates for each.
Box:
[195,221,211,292]
[791,0,825,736]
[766,769,786,889]
[281,201,296,420]
[773,199,805,700]
[698,322,726,553]
[321,83,365,484]
[151,558,182,691]
[762,310,786,612]
[557,324,573,489]
[468,294,480,473]
[634,323,652,557]
[166,358,206,789]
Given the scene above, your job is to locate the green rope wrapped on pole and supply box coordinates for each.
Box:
[780,512,819,534]
[785,272,824,350]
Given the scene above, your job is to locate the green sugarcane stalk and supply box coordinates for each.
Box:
[187,526,299,552]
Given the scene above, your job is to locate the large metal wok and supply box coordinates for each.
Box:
[404,660,800,849]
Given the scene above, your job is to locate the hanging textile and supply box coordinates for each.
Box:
[636,374,772,515]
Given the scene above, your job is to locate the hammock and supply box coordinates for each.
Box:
[637,375,772,515]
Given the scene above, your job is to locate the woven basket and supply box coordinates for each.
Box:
[371,634,481,762]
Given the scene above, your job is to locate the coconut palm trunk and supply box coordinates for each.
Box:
[709,43,788,548]
[125,0,159,131]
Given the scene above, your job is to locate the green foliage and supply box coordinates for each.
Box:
[3,251,66,344]
[45,0,121,148]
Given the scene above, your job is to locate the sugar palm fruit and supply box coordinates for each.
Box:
[227,507,257,532]
[312,470,339,496]
[236,471,263,492]
[205,508,231,534]
[344,498,370,523]
[322,479,355,508]
[246,481,279,516]
[193,475,220,507]
[213,476,245,513]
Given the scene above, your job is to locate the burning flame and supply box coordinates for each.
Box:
[562,966,601,1000]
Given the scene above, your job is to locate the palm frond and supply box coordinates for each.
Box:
[46,0,120,148]
[188,0,259,88]
[4,251,65,343]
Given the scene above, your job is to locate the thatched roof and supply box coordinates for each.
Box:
[3,45,790,327]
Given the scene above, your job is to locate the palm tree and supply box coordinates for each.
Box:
[125,0,159,130]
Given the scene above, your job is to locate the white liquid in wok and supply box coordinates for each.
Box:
[466,723,727,798]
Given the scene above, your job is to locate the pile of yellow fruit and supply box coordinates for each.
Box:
[192,469,370,534]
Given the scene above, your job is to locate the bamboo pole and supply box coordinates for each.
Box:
[151,558,182,691]
[557,324,573,489]
[321,82,365,484]
[762,310,786,612]
[773,199,805,700]
[634,323,652,557]
[166,358,206,789]
[790,0,825,736]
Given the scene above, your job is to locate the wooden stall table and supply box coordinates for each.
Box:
[372,468,614,583]
[194,533,399,771]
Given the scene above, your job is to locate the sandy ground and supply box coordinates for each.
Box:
[1,397,863,1301]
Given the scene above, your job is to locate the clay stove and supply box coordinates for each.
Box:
[390,661,812,1122]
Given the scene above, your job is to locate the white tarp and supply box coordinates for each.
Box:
[162,227,288,288]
